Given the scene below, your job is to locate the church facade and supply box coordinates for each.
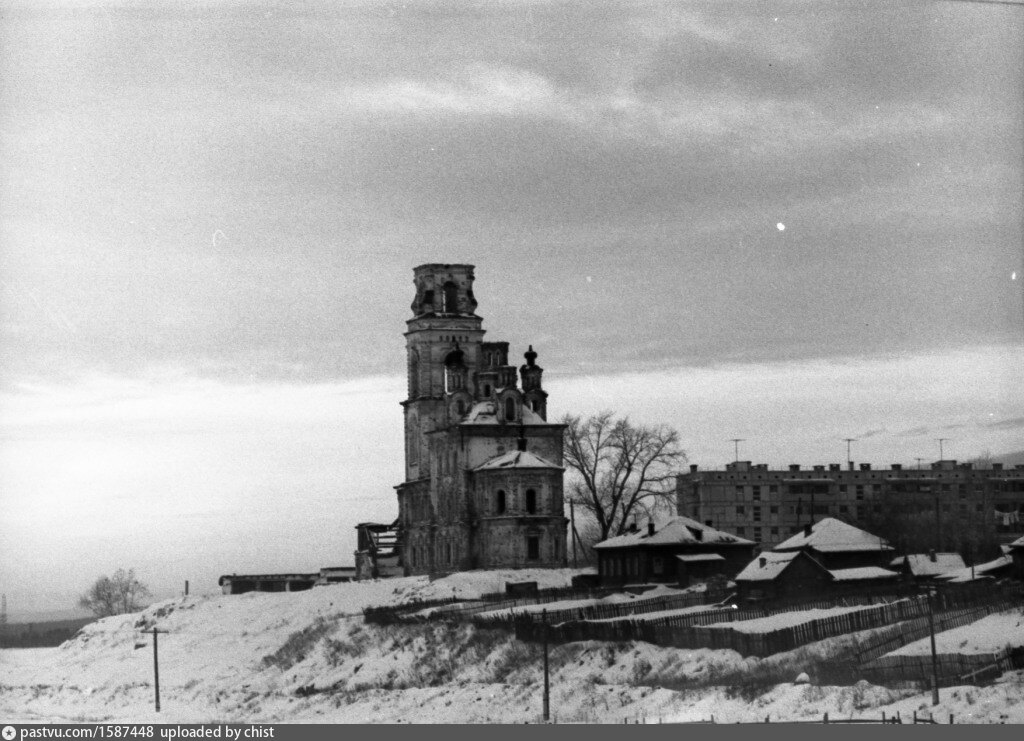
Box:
[396,264,568,574]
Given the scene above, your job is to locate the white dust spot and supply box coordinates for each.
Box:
[776,223,785,232]
[586,276,592,283]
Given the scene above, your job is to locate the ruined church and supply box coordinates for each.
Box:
[396,264,568,574]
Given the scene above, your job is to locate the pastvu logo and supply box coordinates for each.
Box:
[2,725,17,740]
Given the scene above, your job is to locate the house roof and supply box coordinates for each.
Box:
[828,567,900,582]
[474,449,562,471]
[935,555,1013,583]
[890,553,966,576]
[1008,535,1024,550]
[594,516,754,550]
[734,551,808,582]
[676,553,726,563]
[774,517,893,554]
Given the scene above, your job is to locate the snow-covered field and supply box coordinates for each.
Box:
[2,570,1023,724]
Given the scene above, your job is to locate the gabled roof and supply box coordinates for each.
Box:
[676,553,726,563]
[734,551,812,582]
[594,516,754,550]
[889,553,965,577]
[474,449,562,471]
[829,566,899,582]
[1008,535,1024,550]
[774,517,893,554]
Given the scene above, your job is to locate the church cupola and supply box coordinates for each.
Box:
[520,345,548,420]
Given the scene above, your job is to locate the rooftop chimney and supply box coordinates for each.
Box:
[829,463,841,472]
[892,464,902,471]
[993,463,1003,471]
[628,521,638,533]
[789,464,801,472]
[647,522,655,537]
[516,437,527,452]
[759,557,767,568]
[860,463,871,471]
[803,523,813,537]
[690,464,698,473]
[929,550,936,563]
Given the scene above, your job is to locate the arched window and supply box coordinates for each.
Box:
[526,488,537,514]
[497,489,506,514]
[442,281,458,313]
[504,397,515,421]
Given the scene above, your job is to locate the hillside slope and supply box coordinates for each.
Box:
[2,570,1023,724]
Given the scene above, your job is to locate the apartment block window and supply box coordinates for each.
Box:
[753,527,762,541]
[855,485,864,500]
[705,520,713,527]
[769,484,778,494]
[770,506,778,514]
[839,505,848,514]
[735,485,745,495]
[839,484,848,494]
[736,526,747,537]
[752,486,761,501]
[770,527,779,536]
[753,506,762,522]
[736,506,745,515]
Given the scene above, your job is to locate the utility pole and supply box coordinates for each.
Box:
[843,438,856,469]
[926,588,940,705]
[149,627,168,712]
[569,501,578,569]
[729,439,745,463]
[542,609,550,722]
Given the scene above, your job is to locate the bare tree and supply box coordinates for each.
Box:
[561,411,687,543]
[79,568,151,617]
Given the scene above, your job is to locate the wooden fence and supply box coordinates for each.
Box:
[860,647,1017,688]
[515,587,1023,661]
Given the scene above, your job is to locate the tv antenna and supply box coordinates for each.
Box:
[729,438,745,463]
[843,438,857,467]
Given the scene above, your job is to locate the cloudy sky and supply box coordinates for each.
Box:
[1,0,1022,615]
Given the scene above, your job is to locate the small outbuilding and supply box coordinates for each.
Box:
[594,516,756,586]
[889,552,966,581]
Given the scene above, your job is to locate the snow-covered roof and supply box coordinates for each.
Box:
[889,553,965,576]
[774,517,893,553]
[675,553,726,563]
[934,555,1013,582]
[734,551,806,582]
[594,516,754,550]
[828,567,899,582]
[1008,535,1024,550]
[474,449,562,471]
[461,401,554,426]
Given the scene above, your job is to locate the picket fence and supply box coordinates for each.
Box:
[860,648,1018,688]
[516,587,1023,660]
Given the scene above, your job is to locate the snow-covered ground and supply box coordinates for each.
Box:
[706,604,890,634]
[887,608,1024,657]
[2,570,1023,724]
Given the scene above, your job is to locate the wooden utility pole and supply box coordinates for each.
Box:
[150,627,168,712]
[542,609,550,722]
[926,589,939,705]
[570,500,578,568]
